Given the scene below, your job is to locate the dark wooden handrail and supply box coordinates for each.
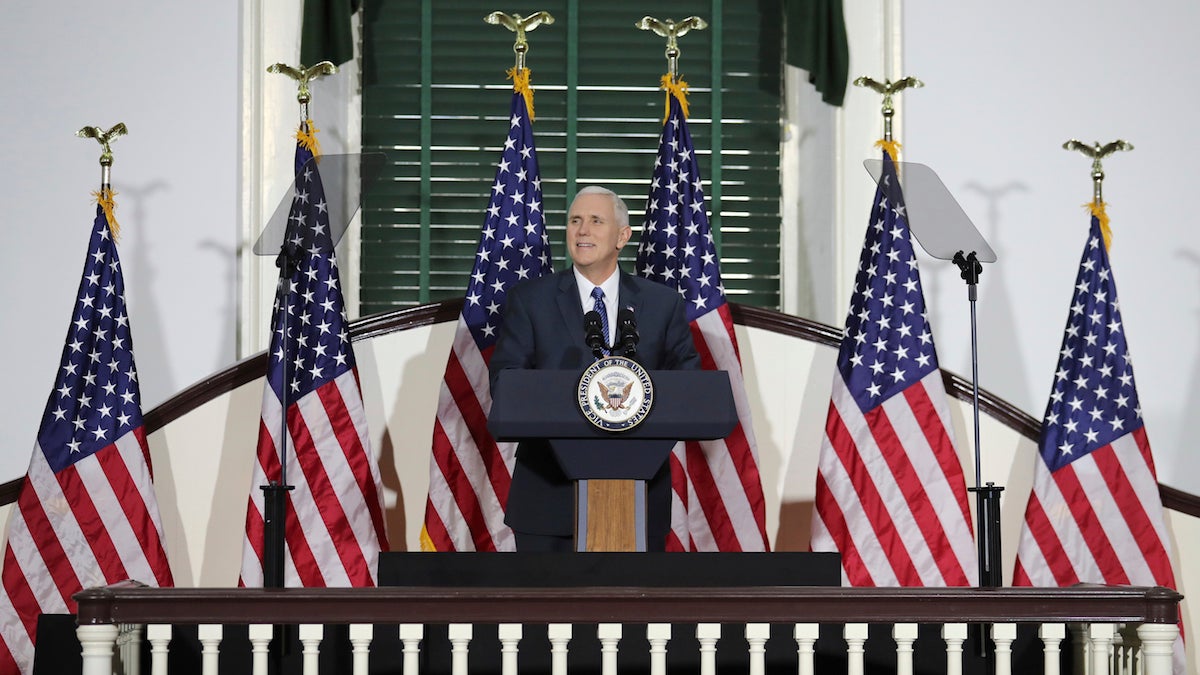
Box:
[4,298,1198,519]
[74,582,1182,626]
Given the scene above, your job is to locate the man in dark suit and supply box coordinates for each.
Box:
[490,186,700,552]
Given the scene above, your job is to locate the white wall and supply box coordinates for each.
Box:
[901,1,1200,493]
[0,2,240,480]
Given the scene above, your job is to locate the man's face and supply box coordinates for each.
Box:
[566,192,631,282]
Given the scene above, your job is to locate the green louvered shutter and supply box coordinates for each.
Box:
[361,0,781,313]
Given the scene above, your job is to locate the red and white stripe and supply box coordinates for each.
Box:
[667,304,770,552]
[811,370,977,586]
[1014,427,1183,670]
[421,318,516,552]
[0,427,172,675]
[241,369,387,587]
[1014,426,1174,588]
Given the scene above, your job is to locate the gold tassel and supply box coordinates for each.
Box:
[92,188,120,241]
[508,67,536,121]
[419,524,437,552]
[1087,200,1113,250]
[660,74,691,123]
[296,118,322,157]
[874,139,903,161]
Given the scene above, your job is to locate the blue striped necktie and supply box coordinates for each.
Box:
[591,286,610,355]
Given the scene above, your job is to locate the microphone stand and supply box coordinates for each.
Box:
[953,250,1003,662]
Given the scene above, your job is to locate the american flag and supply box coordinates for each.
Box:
[635,89,770,552]
[810,150,977,586]
[0,194,173,674]
[240,127,388,586]
[1013,213,1180,662]
[421,85,552,552]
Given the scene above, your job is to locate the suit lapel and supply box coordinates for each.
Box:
[556,270,586,347]
[617,271,644,316]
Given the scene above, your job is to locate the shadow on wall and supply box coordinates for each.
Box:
[122,180,175,405]
[962,179,1031,414]
[376,427,408,552]
[1173,249,1200,494]
[773,346,840,551]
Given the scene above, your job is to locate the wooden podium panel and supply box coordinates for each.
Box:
[582,479,638,551]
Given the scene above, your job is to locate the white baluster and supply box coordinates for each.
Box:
[747,623,770,675]
[1087,623,1115,675]
[147,624,171,675]
[548,624,572,675]
[794,623,819,675]
[1068,623,1088,673]
[893,623,918,675]
[400,624,424,675]
[449,624,473,675]
[77,624,118,675]
[300,624,323,675]
[350,624,373,675]
[647,623,671,675]
[1118,623,1142,675]
[248,624,273,675]
[942,623,967,675]
[118,623,143,675]
[697,623,721,675]
[198,624,222,675]
[992,623,1016,675]
[1111,625,1125,675]
[846,623,868,675]
[597,623,621,675]
[1135,623,1178,675]
[498,624,522,675]
[1037,623,1065,675]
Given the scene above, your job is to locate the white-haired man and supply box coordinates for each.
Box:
[490,186,700,552]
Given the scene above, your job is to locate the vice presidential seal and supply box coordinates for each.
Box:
[577,356,654,431]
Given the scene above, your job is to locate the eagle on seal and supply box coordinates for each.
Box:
[605,382,634,410]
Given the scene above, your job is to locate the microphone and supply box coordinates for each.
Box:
[583,310,606,359]
[616,307,639,358]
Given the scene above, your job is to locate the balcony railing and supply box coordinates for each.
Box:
[72,582,1181,675]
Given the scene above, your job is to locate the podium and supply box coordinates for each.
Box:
[489,368,736,551]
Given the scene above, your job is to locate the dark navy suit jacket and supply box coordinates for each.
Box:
[489,268,700,540]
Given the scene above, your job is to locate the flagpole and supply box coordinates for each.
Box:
[261,61,338,589]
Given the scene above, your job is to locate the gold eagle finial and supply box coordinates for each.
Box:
[267,61,339,105]
[853,76,924,113]
[485,11,555,69]
[854,76,923,144]
[636,16,708,76]
[76,123,128,167]
[1063,139,1133,204]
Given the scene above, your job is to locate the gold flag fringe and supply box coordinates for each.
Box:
[875,138,902,161]
[508,67,536,121]
[1087,200,1113,250]
[660,74,691,123]
[297,119,322,157]
[419,525,437,552]
[92,188,120,241]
